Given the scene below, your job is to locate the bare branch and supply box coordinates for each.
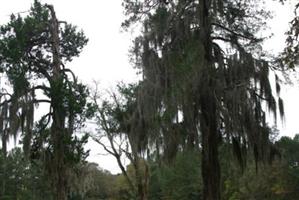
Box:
[212,23,257,41]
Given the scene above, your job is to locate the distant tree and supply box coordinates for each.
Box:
[294,134,299,142]
[91,83,150,200]
[0,1,89,199]
[84,163,118,200]
[0,147,53,200]
[276,134,299,166]
[150,150,202,200]
[222,135,299,200]
[122,0,284,199]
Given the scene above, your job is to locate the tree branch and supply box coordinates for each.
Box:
[33,99,52,104]
[211,23,257,41]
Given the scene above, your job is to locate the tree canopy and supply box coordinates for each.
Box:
[0,1,298,200]
[0,1,90,199]
[121,0,284,199]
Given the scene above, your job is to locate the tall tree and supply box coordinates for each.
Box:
[122,0,284,199]
[0,1,89,199]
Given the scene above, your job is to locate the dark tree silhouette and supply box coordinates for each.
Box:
[122,0,284,199]
[0,1,89,199]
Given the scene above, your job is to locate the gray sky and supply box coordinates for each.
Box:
[1,0,299,174]
[263,1,299,138]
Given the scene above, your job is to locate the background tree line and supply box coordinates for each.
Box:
[1,133,299,199]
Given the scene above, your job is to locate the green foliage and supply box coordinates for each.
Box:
[276,134,299,167]
[222,135,299,200]
[122,1,285,199]
[279,2,299,69]
[0,1,90,199]
[0,0,87,69]
[151,151,202,200]
[122,0,284,160]
[85,166,118,199]
[0,1,296,200]
[1,136,299,200]
[0,147,53,200]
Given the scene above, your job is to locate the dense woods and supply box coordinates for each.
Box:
[0,0,299,200]
[1,134,299,199]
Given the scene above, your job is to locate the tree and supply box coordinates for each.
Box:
[276,134,299,167]
[84,163,118,200]
[0,147,53,200]
[122,0,284,199]
[221,135,299,200]
[91,83,150,200]
[151,150,202,200]
[0,1,89,199]
[279,2,299,70]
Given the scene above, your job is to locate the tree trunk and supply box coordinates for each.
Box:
[0,105,7,197]
[135,160,149,200]
[1,129,8,198]
[47,5,67,200]
[201,95,220,200]
[198,0,221,199]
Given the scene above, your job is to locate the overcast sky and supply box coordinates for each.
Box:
[1,0,298,173]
